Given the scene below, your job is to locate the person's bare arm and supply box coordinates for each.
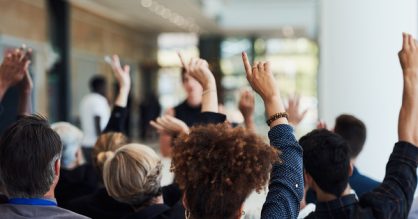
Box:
[110,55,130,108]
[239,90,256,131]
[17,67,33,116]
[398,33,418,145]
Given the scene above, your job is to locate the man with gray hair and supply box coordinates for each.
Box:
[52,122,98,208]
[0,115,89,219]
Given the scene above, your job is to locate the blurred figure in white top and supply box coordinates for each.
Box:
[79,75,110,162]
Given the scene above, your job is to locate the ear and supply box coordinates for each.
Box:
[304,170,313,189]
[55,159,61,177]
[348,161,354,177]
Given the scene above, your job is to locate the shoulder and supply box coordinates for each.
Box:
[54,207,90,219]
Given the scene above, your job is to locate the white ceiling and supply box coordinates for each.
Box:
[70,0,318,38]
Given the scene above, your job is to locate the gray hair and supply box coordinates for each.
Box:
[51,122,83,169]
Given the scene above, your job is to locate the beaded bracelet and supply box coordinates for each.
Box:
[266,112,288,126]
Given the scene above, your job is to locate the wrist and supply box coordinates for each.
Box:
[202,77,216,91]
[119,87,130,95]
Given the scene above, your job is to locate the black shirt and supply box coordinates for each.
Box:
[66,188,133,219]
[56,164,99,208]
[173,101,201,127]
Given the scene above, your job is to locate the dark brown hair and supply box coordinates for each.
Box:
[171,123,280,219]
[0,115,62,198]
[334,114,366,159]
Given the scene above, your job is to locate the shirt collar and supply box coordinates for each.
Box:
[8,198,57,206]
[316,194,358,212]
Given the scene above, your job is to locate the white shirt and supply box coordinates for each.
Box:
[79,93,110,147]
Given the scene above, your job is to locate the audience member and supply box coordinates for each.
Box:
[0,115,88,219]
[159,53,203,158]
[103,143,184,219]
[79,75,110,162]
[301,33,418,218]
[67,55,134,219]
[52,122,98,208]
[305,114,380,204]
[160,53,304,219]
[334,114,380,196]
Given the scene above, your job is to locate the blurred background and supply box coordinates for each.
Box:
[0,0,416,181]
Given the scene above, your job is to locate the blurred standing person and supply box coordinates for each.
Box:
[159,53,203,158]
[79,75,110,162]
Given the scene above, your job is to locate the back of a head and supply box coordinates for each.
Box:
[51,122,83,169]
[171,123,279,219]
[89,75,106,94]
[0,115,62,198]
[299,129,350,197]
[334,114,367,159]
[103,144,162,208]
[93,132,128,172]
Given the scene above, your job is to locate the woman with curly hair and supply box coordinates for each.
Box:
[154,53,304,219]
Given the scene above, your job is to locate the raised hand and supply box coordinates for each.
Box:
[0,46,31,100]
[110,55,131,92]
[239,90,255,120]
[150,115,190,136]
[239,90,256,131]
[178,52,218,112]
[398,33,418,146]
[241,52,279,102]
[183,56,215,91]
[316,120,328,130]
[286,95,308,127]
[242,52,287,127]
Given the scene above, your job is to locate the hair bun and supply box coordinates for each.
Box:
[97,151,115,164]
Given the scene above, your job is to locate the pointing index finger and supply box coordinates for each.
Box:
[242,52,252,78]
[177,52,188,71]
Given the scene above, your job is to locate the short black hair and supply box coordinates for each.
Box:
[300,129,350,197]
[89,75,106,93]
[334,114,366,159]
[0,115,62,198]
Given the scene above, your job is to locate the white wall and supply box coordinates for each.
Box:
[319,0,417,180]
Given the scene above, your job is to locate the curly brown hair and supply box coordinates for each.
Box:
[171,123,280,219]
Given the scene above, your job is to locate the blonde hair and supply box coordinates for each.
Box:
[103,144,162,207]
[92,132,128,172]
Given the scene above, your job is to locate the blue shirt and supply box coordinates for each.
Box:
[350,166,380,197]
[262,124,304,219]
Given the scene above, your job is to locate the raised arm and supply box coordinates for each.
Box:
[242,52,303,218]
[238,90,256,131]
[179,53,217,113]
[398,33,418,145]
[360,33,418,218]
[0,47,31,102]
[286,94,308,127]
[103,55,130,133]
[17,64,33,116]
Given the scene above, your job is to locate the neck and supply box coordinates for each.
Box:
[316,185,351,202]
[186,93,202,107]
